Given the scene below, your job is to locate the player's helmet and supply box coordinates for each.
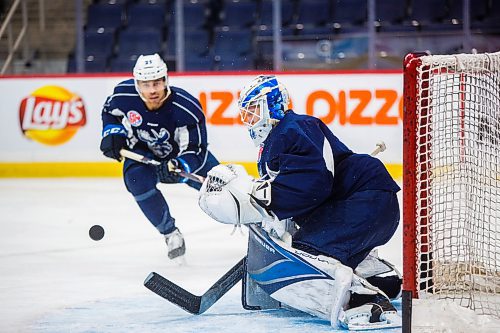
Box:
[238,75,290,146]
[133,54,170,100]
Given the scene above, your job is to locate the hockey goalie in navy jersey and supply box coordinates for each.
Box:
[99,54,219,260]
[198,75,402,330]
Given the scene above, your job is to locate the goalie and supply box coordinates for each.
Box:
[198,75,402,330]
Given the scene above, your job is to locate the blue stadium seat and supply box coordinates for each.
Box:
[182,0,210,30]
[213,29,253,58]
[117,28,163,57]
[127,3,167,29]
[185,54,214,71]
[185,29,211,56]
[331,0,367,26]
[375,0,407,25]
[84,31,115,58]
[67,54,108,73]
[259,0,296,28]
[472,0,500,33]
[109,55,138,72]
[408,0,447,26]
[215,55,254,71]
[164,26,211,59]
[446,0,489,24]
[484,0,500,24]
[218,0,257,29]
[86,3,124,31]
[254,25,295,68]
[295,0,331,28]
[447,0,464,23]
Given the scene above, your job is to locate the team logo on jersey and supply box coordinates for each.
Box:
[19,85,87,146]
[127,110,143,127]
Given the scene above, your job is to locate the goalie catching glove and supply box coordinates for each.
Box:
[198,164,272,225]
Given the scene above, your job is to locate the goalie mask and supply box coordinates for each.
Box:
[133,53,171,103]
[238,75,290,146]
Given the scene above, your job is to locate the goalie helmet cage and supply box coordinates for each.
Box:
[403,50,500,322]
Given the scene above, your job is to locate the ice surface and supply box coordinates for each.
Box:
[0,178,404,332]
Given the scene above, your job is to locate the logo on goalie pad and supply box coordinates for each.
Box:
[247,226,331,295]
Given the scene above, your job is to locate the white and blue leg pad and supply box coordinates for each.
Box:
[244,224,352,325]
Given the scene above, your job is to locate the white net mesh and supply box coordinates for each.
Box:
[413,52,500,317]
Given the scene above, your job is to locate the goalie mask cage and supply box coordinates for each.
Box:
[403,51,500,318]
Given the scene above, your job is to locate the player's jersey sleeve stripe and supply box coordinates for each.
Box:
[177,92,203,113]
[192,150,208,173]
[172,101,200,123]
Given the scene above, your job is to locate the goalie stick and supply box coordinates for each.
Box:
[144,257,246,314]
[119,149,205,183]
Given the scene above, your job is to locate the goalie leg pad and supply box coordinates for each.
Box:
[246,225,352,321]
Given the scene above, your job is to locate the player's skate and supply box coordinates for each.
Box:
[164,228,186,260]
[338,294,401,331]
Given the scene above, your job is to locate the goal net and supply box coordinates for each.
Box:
[403,51,500,319]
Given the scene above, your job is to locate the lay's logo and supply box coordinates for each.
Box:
[19,85,87,146]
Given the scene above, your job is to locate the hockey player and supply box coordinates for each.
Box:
[99,54,219,260]
[198,75,401,329]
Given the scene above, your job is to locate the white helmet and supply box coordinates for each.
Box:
[133,53,170,101]
[238,75,290,146]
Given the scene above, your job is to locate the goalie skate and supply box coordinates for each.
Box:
[338,296,401,331]
[164,228,186,260]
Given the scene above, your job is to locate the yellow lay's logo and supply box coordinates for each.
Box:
[19,85,87,146]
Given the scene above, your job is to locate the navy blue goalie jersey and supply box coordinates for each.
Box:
[101,79,210,173]
[258,111,400,220]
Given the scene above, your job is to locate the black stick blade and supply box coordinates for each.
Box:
[144,272,201,314]
[144,257,246,315]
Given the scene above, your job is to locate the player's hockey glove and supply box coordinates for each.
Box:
[100,125,128,161]
[157,158,183,184]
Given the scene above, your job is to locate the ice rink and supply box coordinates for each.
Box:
[3,178,500,333]
[0,178,405,332]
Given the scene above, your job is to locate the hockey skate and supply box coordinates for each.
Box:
[338,294,401,331]
[164,228,186,260]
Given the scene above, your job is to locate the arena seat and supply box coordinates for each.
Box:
[117,28,163,57]
[86,3,124,32]
[127,3,167,29]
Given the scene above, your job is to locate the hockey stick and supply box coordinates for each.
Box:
[144,257,246,314]
[119,149,161,166]
[119,149,205,183]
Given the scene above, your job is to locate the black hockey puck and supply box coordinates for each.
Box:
[89,225,105,241]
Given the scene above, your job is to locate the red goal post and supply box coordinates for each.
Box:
[403,51,500,318]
